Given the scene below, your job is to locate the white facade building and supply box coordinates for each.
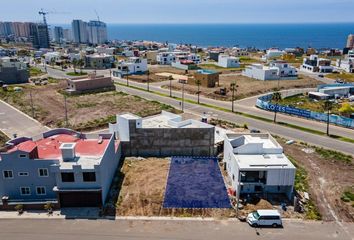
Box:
[156,52,176,65]
[217,54,240,68]
[336,50,354,73]
[242,61,297,81]
[87,21,108,45]
[113,57,148,77]
[44,52,61,64]
[261,48,284,61]
[301,55,333,73]
[223,133,296,199]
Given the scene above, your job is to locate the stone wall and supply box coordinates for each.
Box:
[122,120,215,157]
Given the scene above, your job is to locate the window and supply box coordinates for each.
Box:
[38,168,49,177]
[36,186,46,195]
[19,154,27,158]
[3,170,13,179]
[61,172,75,182]
[20,187,30,195]
[18,172,29,177]
[83,172,96,182]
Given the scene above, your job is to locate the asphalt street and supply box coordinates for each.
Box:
[0,219,353,240]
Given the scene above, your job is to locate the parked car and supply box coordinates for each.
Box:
[318,74,324,78]
[247,210,282,228]
[250,129,261,133]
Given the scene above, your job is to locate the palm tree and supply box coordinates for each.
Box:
[323,100,333,136]
[271,91,282,123]
[195,79,201,104]
[72,59,78,73]
[78,59,84,74]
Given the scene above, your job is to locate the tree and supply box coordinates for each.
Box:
[72,59,78,73]
[195,79,201,104]
[339,102,354,117]
[271,91,282,123]
[323,100,333,136]
[78,59,84,73]
[230,81,238,112]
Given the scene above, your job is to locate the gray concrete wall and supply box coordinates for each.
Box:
[122,120,215,157]
[0,67,29,84]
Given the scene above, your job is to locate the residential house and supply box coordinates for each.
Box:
[0,128,121,208]
[242,61,297,81]
[84,53,114,69]
[113,57,148,77]
[223,133,296,199]
[0,57,29,84]
[300,55,333,73]
[261,48,284,61]
[188,69,219,88]
[217,54,240,68]
[66,73,115,94]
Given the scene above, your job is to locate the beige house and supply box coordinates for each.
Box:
[66,73,115,94]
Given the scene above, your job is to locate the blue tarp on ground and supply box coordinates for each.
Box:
[163,156,231,209]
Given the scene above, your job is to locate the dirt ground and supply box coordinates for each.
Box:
[127,66,187,83]
[0,81,178,131]
[162,74,322,101]
[281,140,354,222]
[113,157,235,218]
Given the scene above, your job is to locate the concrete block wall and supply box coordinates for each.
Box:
[121,120,215,157]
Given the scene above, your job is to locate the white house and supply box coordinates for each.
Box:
[44,52,61,64]
[242,61,297,81]
[261,48,284,61]
[156,52,176,65]
[113,57,148,77]
[301,55,333,73]
[336,50,354,73]
[217,54,240,68]
[223,133,296,199]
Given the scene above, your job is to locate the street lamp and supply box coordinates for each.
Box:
[181,81,185,112]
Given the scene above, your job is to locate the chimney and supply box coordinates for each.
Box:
[59,143,76,161]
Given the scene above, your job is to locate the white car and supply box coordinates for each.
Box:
[247,209,282,228]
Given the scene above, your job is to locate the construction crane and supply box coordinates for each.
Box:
[38,9,70,25]
[94,10,100,22]
[38,8,49,25]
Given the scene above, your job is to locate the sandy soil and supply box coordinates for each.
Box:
[128,66,188,83]
[1,81,177,131]
[114,157,235,218]
[162,74,322,101]
[282,141,354,222]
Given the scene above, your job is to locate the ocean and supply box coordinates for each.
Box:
[59,23,354,49]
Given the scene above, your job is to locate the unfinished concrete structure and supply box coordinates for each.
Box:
[188,69,219,88]
[109,111,215,157]
[66,73,115,94]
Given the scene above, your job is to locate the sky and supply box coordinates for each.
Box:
[1,0,354,24]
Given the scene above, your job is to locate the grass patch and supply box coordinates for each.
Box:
[75,102,98,108]
[288,155,321,220]
[326,72,354,83]
[341,187,354,205]
[29,67,44,77]
[66,72,88,76]
[198,63,243,71]
[314,147,353,164]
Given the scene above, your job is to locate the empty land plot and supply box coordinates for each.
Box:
[162,74,322,101]
[0,81,179,131]
[127,66,188,83]
[113,157,235,218]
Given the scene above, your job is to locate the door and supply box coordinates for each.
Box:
[59,191,102,208]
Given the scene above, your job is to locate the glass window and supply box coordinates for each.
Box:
[18,172,29,177]
[36,186,46,195]
[38,168,49,177]
[3,170,13,179]
[83,172,96,182]
[20,187,31,195]
[61,172,75,182]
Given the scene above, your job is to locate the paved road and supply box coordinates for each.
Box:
[0,100,49,138]
[0,219,353,240]
[115,77,354,140]
[115,83,354,155]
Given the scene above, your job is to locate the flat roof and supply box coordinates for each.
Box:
[236,153,295,170]
[257,209,280,216]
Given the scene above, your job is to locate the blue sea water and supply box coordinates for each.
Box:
[107,23,354,49]
[58,23,354,49]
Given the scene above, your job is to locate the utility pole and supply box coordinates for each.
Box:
[181,82,185,112]
[126,69,129,86]
[64,95,68,127]
[30,90,35,118]
[147,70,150,92]
[169,76,172,97]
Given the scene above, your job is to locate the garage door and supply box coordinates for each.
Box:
[59,192,102,208]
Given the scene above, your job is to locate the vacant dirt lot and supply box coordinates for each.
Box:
[281,140,354,222]
[162,74,322,101]
[128,66,187,83]
[113,157,235,218]
[0,81,179,131]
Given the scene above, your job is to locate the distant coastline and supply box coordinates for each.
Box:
[55,23,354,49]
